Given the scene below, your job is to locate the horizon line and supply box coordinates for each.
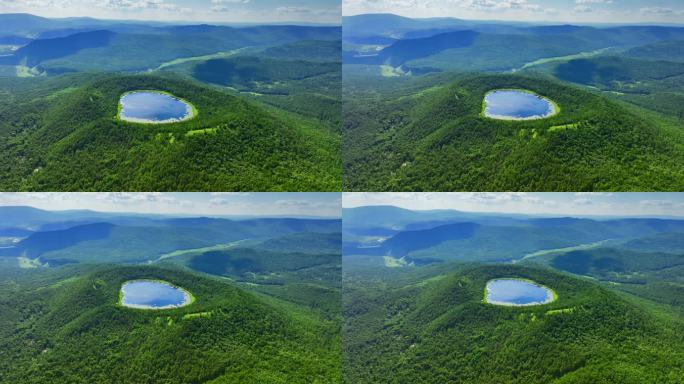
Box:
[0,12,341,27]
[342,204,684,220]
[342,12,684,27]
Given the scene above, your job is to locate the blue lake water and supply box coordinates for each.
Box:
[486,278,555,306]
[484,90,556,120]
[120,280,191,309]
[119,91,193,123]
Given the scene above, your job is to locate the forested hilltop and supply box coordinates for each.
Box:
[0,14,341,191]
[343,264,684,384]
[0,74,340,191]
[344,74,684,191]
[343,14,684,191]
[0,265,341,383]
[343,206,684,383]
[0,206,343,383]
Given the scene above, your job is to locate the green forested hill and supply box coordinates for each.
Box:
[624,40,684,62]
[0,265,341,383]
[343,264,684,384]
[2,215,341,264]
[0,73,341,191]
[256,40,342,62]
[343,74,684,191]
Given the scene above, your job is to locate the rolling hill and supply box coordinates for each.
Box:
[0,213,340,265]
[0,14,342,192]
[343,264,684,384]
[0,265,341,383]
[0,73,340,191]
[343,73,684,191]
[625,40,684,62]
[0,205,343,382]
[343,14,684,192]
[343,206,684,265]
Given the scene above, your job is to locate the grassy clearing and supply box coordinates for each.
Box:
[383,256,408,268]
[153,240,248,262]
[380,65,405,77]
[519,240,612,261]
[18,257,43,269]
[182,311,213,320]
[549,122,580,132]
[151,48,248,71]
[185,127,218,137]
[515,47,615,72]
[15,66,44,78]
[546,307,576,315]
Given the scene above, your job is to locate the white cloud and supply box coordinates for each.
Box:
[211,0,250,12]
[276,6,339,17]
[343,193,684,218]
[460,0,540,12]
[575,0,612,4]
[0,193,340,218]
[640,199,676,208]
[575,192,613,197]
[0,0,73,8]
[98,0,180,11]
[572,198,593,206]
[209,192,250,206]
[640,7,676,15]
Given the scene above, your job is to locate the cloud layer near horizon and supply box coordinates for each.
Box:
[344,0,684,24]
[343,193,684,218]
[0,193,342,218]
[0,0,341,24]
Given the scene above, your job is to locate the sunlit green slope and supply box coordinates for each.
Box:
[0,265,341,384]
[344,74,684,191]
[343,264,684,384]
[0,73,341,191]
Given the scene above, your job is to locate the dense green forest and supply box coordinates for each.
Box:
[0,14,342,191]
[343,73,684,191]
[0,265,341,384]
[342,14,684,191]
[0,207,343,383]
[342,206,684,383]
[0,73,340,191]
[343,264,684,384]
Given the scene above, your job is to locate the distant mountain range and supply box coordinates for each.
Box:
[344,205,684,263]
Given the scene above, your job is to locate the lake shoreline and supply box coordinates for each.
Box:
[482,88,560,121]
[119,279,195,310]
[484,277,557,306]
[117,90,197,125]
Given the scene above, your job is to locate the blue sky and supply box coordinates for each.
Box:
[343,193,684,218]
[0,0,341,24]
[344,0,684,24]
[0,192,341,218]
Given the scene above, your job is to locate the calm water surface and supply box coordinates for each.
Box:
[121,280,191,309]
[484,90,556,120]
[119,91,193,123]
[486,278,555,306]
